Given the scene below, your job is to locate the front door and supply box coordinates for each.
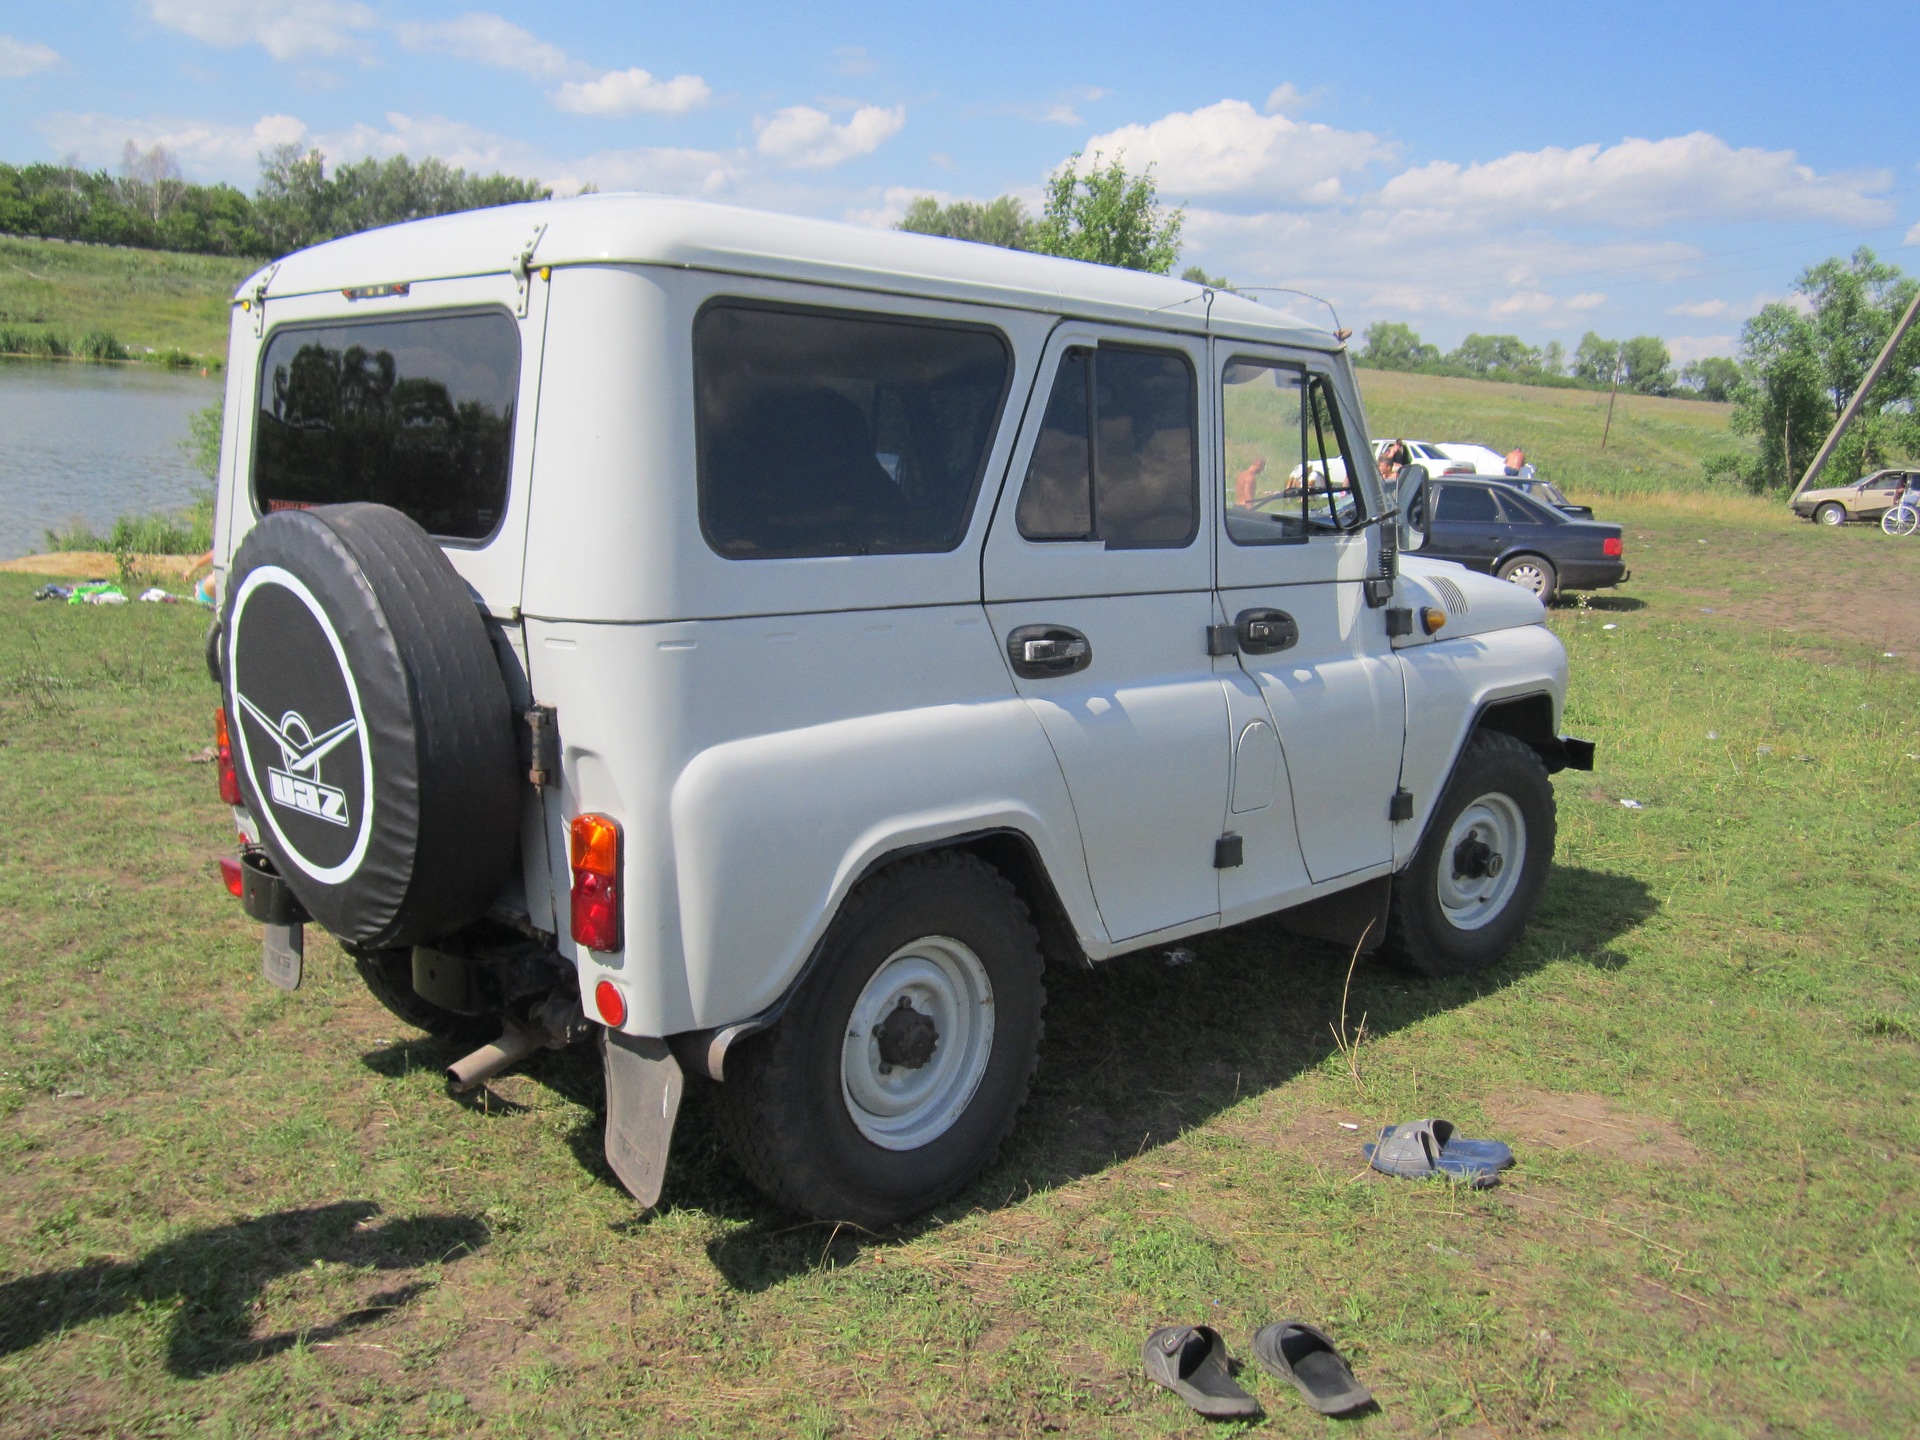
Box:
[1425,481,1507,572]
[1215,347,1406,886]
[983,326,1227,944]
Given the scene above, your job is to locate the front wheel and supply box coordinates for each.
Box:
[713,852,1045,1226]
[1496,554,1557,601]
[1384,731,1556,977]
[1816,502,1847,527]
[1882,504,1918,537]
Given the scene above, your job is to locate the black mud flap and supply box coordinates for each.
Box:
[1277,876,1392,954]
[1557,735,1596,771]
[602,1030,684,1208]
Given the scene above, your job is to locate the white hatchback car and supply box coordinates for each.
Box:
[207,195,1593,1225]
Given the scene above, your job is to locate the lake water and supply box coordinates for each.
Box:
[0,359,223,560]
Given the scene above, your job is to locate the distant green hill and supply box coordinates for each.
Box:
[1358,367,1748,498]
[0,235,253,365]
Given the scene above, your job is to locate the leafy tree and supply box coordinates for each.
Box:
[1180,264,1233,290]
[1029,153,1183,274]
[256,146,550,253]
[1447,333,1539,376]
[1619,335,1674,395]
[1679,356,1742,403]
[1539,341,1565,377]
[1360,321,1439,371]
[1733,248,1920,488]
[1572,332,1621,385]
[897,195,1032,249]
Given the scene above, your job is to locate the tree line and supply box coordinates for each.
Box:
[1357,321,1741,401]
[0,142,550,258]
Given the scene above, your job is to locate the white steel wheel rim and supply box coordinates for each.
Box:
[1820,506,1845,525]
[841,936,995,1152]
[1504,562,1549,595]
[1435,792,1527,931]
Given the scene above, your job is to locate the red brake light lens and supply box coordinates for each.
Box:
[214,708,243,806]
[1603,536,1624,557]
[593,979,628,1028]
[218,855,244,897]
[570,813,623,952]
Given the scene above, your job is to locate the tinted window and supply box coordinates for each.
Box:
[696,303,1011,559]
[1017,344,1197,549]
[1495,488,1560,524]
[1435,485,1499,522]
[253,311,519,542]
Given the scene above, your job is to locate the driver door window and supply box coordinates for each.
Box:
[1221,360,1365,547]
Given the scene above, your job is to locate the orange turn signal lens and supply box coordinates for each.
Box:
[594,979,627,1028]
[1420,606,1447,635]
[570,813,622,952]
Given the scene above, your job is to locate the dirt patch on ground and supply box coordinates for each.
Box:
[1490,1090,1700,1166]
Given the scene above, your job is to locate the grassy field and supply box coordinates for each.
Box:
[3,482,1916,1436]
[1358,368,1750,499]
[0,235,252,365]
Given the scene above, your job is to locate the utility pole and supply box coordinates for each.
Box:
[1789,286,1920,503]
[1600,352,1625,449]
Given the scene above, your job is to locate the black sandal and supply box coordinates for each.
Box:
[1142,1324,1262,1419]
[1251,1320,1372,1415]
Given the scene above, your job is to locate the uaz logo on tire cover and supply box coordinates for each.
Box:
[226,565,375,884]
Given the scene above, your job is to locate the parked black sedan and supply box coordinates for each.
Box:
[1423,478,1627,599]
[1492,475,1595,518]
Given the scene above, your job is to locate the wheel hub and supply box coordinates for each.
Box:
[1435,791,1526,932]
[1451,835,1504,881]
[873,996,939,1072]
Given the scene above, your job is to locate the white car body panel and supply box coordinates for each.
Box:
[213,194,1574,1042]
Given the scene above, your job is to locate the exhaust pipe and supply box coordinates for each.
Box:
[447,1024,540,1093]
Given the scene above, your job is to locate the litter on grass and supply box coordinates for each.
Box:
[1619,799,1644,809]
[1603,623,1618,630]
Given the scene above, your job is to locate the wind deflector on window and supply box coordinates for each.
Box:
[696,303,1012,559]
[252,311,520,543]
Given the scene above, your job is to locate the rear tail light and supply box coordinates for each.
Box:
[1603,536,1624,557]
[213,708,242,806]
[570,812,623,952]
[218,855,244,897]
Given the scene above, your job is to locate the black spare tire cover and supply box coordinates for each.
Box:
[223,503,520,949]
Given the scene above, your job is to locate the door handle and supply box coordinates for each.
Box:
[1235,608,1299,655]
[1006,624,1092,678]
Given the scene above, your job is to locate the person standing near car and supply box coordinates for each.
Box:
[1504,447,1526,476]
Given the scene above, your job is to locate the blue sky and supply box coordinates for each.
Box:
[3,1,1915,361]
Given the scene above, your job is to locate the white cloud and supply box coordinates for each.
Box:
[554,67,712,117]
[1669,298,1730,318]
[1907,218,1920,245]
[0,34,61,77]
[755,104,905,168]
[146,0,377,61]
[1083,99,1392,204]
[1668,335,1738,365]
[1568,292,1606,310]
[1380,133,1891,228]
[1264,83,1319,115]
[41,111,310,180]
[554,146,737,197]
[393,12,572,80]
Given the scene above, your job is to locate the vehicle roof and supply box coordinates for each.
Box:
[241,193,1342,351]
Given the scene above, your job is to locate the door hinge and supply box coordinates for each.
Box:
[1205,623,1239,656]
[1364,576,1394,608]
[1214,833,1244,868]
[1389,788,1415,822]
[512,222,549,318]
[1385,607,1414,638]
[525,704,558,789]
[246,262,279,337]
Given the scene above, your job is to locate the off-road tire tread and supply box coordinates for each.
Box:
[713,850,1045,1225]
[1385,729,1555,978]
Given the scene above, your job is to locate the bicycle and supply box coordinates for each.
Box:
[1883,495,1920,536]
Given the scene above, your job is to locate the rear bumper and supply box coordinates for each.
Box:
[1558,559,1628,590]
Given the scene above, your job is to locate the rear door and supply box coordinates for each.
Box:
[1215,346,1406,887]
[983,325,1228,944]
[240,269,549,619]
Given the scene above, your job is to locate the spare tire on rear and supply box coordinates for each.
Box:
[222,503,521,950]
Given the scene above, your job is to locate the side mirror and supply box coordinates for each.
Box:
[1398,464,1431,551]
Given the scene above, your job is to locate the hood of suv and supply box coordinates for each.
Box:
[1396,555,1547,644]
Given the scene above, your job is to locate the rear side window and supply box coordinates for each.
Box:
[252,311,520,543]
[1435,485,1500,522]
[1016,344,1198,549]
[695,302,1012,559]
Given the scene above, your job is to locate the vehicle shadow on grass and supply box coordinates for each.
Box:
[694,863,1657,1293]
[0,1201,489,1376]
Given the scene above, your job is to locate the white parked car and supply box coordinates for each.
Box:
[1372,438,1476,475]
[208,195,1592,1225]
[1435,443,1513,475]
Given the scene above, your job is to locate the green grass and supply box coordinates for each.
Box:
[1358,368,1753,499]
[2,491,1916,1437]
[0,235,252,366]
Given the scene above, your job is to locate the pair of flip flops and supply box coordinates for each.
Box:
[1143,1321,1372,1419]
[1365,1118,1514,1188]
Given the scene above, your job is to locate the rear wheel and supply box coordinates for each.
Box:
[1816,502,1847,527]
[1882,504,1918,537]
[1496,554,1557,601]
[714,852,1045,1226]
[1385,731,1556,978]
